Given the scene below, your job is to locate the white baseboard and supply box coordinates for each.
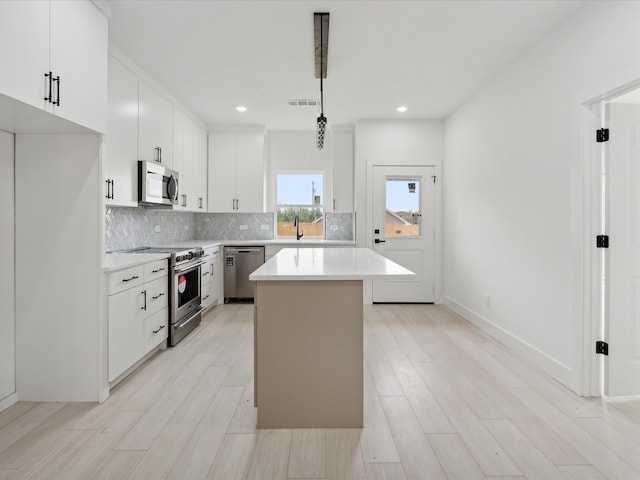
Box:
[0,392,19,413]
[443,296,573,390]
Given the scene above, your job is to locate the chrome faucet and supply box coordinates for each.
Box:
[293,215,304,240]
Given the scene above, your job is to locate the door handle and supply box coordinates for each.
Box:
[374,239,386,244]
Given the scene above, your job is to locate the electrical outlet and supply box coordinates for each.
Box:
[330,225,338,231]
[485,295,491,308]
[154,225,161,233]
[239,224,248,230]
[261,224,269,230]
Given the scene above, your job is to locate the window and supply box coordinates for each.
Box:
[385,177,421,237]
[275,173,324,238]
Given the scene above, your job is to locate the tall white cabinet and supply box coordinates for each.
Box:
[173,110,208,211]
[15,134,103,402]
[0,132,15,408]
[331,129,355,213]
[0,0,108,133]
[208,131,265,212]
[138,80,173,167]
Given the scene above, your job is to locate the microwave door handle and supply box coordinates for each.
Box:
[168,175,178,201]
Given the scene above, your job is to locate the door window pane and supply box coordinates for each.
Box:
[385,178,421,237]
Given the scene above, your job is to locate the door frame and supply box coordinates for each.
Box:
[579,79,640,397]
[365,161,441,305]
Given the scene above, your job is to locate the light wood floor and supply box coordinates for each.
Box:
[1,304,640,479]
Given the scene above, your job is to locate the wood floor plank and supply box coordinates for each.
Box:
[88,450,144,480]
[325,429,366,480]
[363,463,407,480]
[246,429,292,480]
[0,403,37,431]
[482,418,566,480]
[287,429,326,479]
[427,433,485,480]
[23,410,142,480]
[126,366,230,479]
[557,465,608,480]
[379,395,446,480]
[510,387,640,479]
[167,386,245,480]
[114,353,214,451]
[0,402,66,455]
[413,361,521,477]
[574,416,640,471]
[206,433,257,480]
[360,365,401,463]
[226,381,258,434]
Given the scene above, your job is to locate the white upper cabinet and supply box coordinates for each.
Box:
[331,130,354,212]
[208,132,265,213]
[0,1,49,112]
[49,0,108,133]
[173,110,207,212]
[105,55,138,207]
[138,80,173,168]
[0,0,107,133]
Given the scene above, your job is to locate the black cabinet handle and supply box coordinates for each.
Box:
[152,324,165,334]
[105,179,110,199]
[155,147,161,163]
[122,275,139,282]
[151,267,165,273]
[151,292,165,300]
[159,147,162,163]
[44,72,53,103]
[53,75,60,106]
[141,290,147,311]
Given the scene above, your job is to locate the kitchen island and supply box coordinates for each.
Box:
[249,247,414,428]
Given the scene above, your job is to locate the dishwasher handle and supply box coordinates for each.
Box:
[225,247,264,254]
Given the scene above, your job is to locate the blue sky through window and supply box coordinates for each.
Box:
[277,174,323,205]
[386,180,419,212]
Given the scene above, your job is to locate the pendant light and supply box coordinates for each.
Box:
[314,13,329,150]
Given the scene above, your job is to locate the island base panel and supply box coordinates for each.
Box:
[255,280,363,428]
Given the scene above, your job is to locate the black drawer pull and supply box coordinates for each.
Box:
[122,275,139,282]
[152,293,165,300]
[152,325,166,334]
[151,267,165,273]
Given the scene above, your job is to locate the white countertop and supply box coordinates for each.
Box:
[249,247,415,281]
[166,239,356,247]
[103,252,171,272]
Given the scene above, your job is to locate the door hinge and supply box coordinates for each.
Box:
[596,128,609,143]
[596,235,609,248]
[596,341,609,355]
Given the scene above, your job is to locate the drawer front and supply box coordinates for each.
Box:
[144,308,168,353]
[201,260,213,286]
[144,276,169,316]
[144,259,169,282]
[109,265,144,295]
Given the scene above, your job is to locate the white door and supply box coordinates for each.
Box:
[372,166,435,303]
[606,102,640,396]
[0,131,15,401]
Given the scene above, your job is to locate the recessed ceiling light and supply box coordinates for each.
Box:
[236,106,247,112]
[396,106,408,113]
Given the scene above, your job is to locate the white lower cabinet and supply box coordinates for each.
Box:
[201,246,221,310]
[108,258,169,383]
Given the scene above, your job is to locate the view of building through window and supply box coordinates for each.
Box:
[385,178,421,237]
[276,173,324,238]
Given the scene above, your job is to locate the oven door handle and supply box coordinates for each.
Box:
[174,260,206,274]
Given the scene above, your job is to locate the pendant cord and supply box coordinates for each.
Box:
[320,18,324,115]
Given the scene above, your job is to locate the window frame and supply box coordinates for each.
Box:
[273,170,326,239]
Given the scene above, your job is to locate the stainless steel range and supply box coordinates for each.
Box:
[140,246,205,346]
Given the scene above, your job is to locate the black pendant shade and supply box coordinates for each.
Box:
[314,12,329,150]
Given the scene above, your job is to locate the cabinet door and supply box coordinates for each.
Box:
[106,55,138,207]
[210,253,221,304]
[108,287,145,382]
[50,0,108,133]
[208,132,237,212]
[172,109,188,210]
[139,81,173,168]
[193,125,208,211]
[0,1,49,111]
[235,132,264,212]
[331,130,354,212]
[144,308,168,353]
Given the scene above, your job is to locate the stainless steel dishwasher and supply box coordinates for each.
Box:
[223,246,265,301]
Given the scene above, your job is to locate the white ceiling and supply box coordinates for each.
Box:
[108,0,586,130]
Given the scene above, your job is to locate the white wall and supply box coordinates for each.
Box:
[0,130,16,409]
[443,1,640,392]
[15,134,103,401]
[355,120,444,302]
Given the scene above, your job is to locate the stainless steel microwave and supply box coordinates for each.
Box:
[138,160,179,207]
